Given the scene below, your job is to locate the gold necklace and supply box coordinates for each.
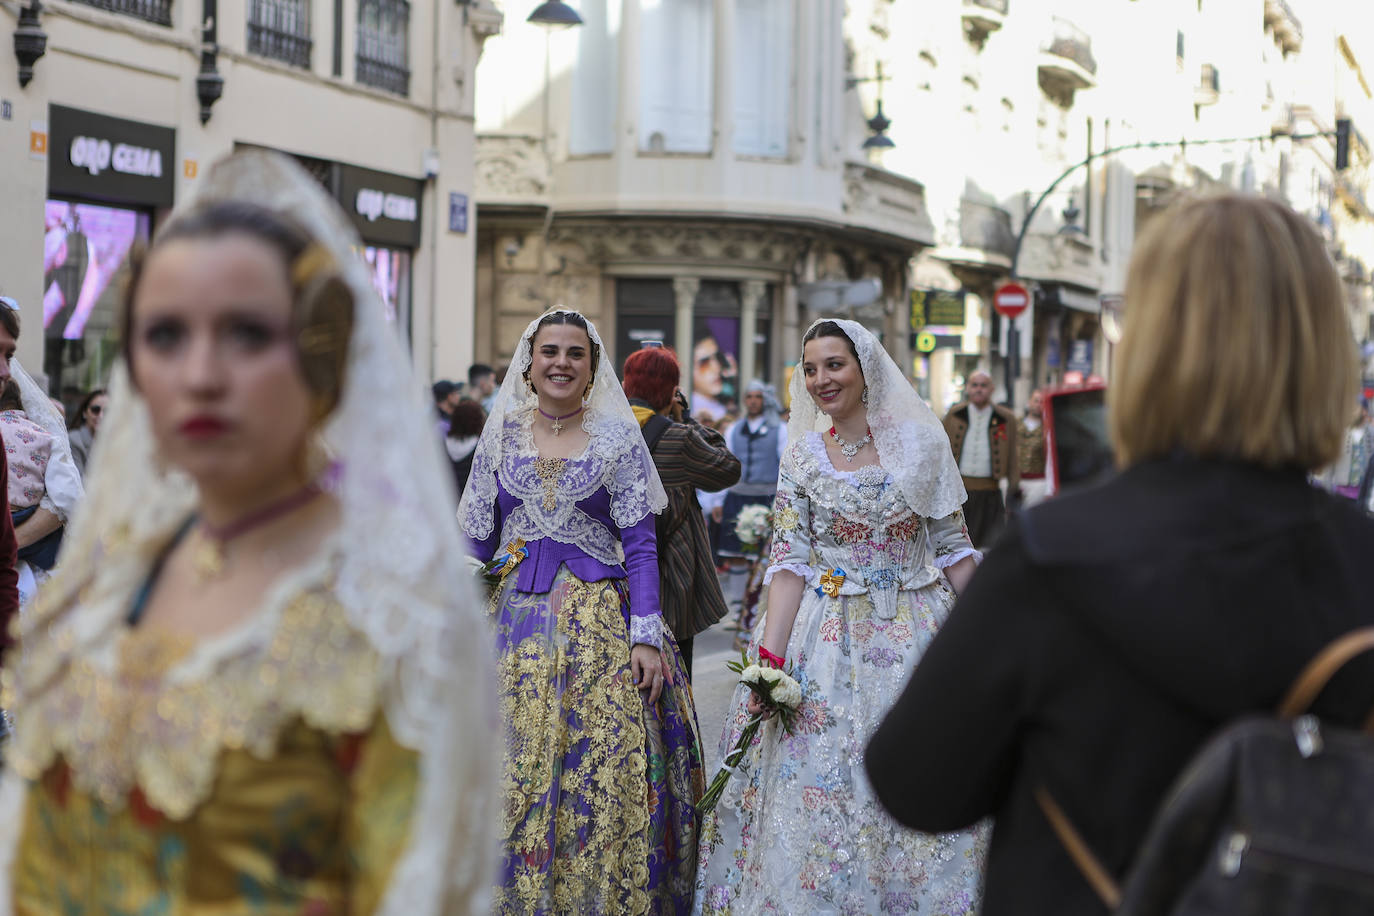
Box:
[533,456,568,512]
[191,484,323,583]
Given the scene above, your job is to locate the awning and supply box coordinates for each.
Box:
[1042,284,1101,314]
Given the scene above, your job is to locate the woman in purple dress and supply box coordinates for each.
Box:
[459,309,705,915]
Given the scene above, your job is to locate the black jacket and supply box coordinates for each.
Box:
[866,456,1374,916]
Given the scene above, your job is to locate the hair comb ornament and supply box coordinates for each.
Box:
[291,243,336,288]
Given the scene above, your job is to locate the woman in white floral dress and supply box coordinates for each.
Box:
[694,319,989,916]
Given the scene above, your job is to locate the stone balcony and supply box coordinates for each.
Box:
[474,134,551,210]
[962,0,1008,43]
[1017,230,1101,295]
[1038,16,1097,94]
[842,162,936,248]
[1264,0,1302,54]
[933,197,1017,281]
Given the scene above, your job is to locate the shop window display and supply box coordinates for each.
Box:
[363,245,411,336]
[42,200,150,393]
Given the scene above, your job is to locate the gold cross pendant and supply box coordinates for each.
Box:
[550,417,564,435]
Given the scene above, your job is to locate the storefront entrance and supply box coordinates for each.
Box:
[43,105,175,397]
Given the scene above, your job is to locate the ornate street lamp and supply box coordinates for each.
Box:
[848,61,896,151]
[527,1,582,27]
[13,0,47,89]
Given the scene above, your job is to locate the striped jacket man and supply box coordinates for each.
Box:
[633,405,741,643]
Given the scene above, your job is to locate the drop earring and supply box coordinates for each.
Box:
[862,386,870,406]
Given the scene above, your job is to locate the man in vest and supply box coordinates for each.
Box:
[718,380,786,559]
[942,370,1019,549]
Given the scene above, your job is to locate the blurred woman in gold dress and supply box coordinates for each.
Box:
[0,151,496,915]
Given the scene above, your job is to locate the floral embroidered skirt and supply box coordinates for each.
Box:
[694,581,989,916]
[492,568,705,915]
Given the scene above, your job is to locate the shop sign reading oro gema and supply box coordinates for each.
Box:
[49,105,176,208]
[337,163,424,248]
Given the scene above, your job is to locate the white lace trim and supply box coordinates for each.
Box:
[763,561,814,587]
[629,615,661,649]
[935,546,983,569]
[500,507,623,566]
[789,433,911,521]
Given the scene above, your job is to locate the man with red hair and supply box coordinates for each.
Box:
[622,346,740,675]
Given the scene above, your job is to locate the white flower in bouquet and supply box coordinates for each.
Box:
[734,505,773,548]
[698,651,805,816]
[772,678,803,708]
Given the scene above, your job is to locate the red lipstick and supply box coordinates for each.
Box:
[179,415,229,439]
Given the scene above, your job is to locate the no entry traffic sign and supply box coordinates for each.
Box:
[993,282,1030,320]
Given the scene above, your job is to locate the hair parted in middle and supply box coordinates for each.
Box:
[803,320,862,365]
[621,347,680,411]
[1109,192,1357,471]
[521,309,600,393]
[120,200,356,423]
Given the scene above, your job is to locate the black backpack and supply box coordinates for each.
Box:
[1039,628,1374,915]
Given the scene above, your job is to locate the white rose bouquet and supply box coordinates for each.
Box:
[697,649,803,816]
[734,504,773,554]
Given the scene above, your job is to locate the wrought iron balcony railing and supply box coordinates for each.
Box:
[356,0,410,96]
[248,0,312,69]
[70,0,171,26]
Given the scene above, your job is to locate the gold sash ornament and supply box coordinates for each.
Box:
[817,568,846,598]
[495,539,528,577]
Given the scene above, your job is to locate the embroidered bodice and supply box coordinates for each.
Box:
[766,433,977,619]
[471,407,664,648]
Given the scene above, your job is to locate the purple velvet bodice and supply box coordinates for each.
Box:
[472,466,663,648]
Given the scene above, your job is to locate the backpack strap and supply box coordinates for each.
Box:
[1277,627,1374,723]
[641,413,672,453]
[1034,786,1123,909]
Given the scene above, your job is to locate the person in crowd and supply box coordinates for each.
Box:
[0,298,83,587]
[1017,387,1048,508]
[67,387,107,479]
[432,378,460,437]
[468,362,497,413]
[446,400,485,500]
[1316,401,1372,500]
[717,381,787,557]
[0,300,33,636]
[459,308,704,913]
[695,318,986,915]
[0,380,63,599]
[622,345,740,677]
[865,193,1374,916]
[942,369,1019,548]
[0,151,496,913]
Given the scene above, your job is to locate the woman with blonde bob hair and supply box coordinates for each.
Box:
[866,193,1374,916]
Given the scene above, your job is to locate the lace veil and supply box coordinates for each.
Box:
[0,152,496,914]
[787,318,966,519]
[457,308,667,542]
[11,358,83,521]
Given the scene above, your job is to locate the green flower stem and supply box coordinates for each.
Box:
[696,714,763,817]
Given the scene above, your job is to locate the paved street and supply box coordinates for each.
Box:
[689,617,744,774]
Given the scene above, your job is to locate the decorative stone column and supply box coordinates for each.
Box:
[781,276,801,382]
[673,276,700,402]
[739,279,767,386]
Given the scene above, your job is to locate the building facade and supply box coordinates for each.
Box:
[0,0,500,396]
[472,0,933,420]
[473,0,1373,415]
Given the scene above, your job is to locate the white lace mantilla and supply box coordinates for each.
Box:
[785,317,966,520]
